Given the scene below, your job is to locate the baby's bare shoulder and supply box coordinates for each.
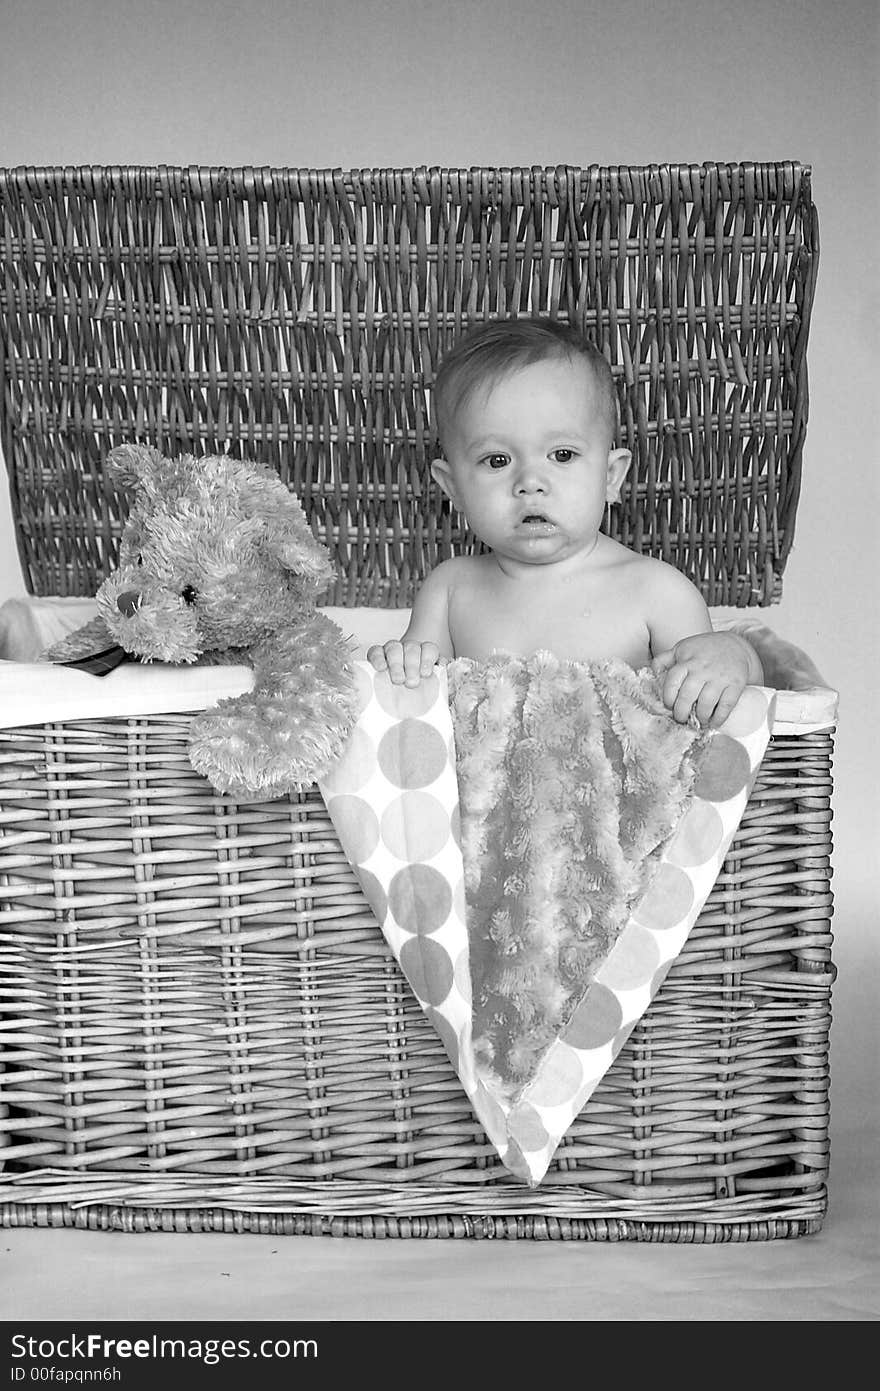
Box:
[629,553,712,638]
[605,548,708,623]
[613,547,699,594]
[428,554,496,589]
[412,555,493,607]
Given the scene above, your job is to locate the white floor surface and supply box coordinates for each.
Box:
[1,1120,877,1323]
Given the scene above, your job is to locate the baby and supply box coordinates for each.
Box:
[368,319,762,727]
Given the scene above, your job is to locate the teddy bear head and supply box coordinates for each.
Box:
[94,445,335,663]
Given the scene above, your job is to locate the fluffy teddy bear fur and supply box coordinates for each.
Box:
[45,444,358,802]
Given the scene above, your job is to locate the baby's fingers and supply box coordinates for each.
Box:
[694,681,727,727]
[366,643,389,672]
[369,640,439,687]
[652,649,677,678]
[380,639,408,684]
[664,670,704,724]
[660,662,688,711]
[401,641,427,687]
[417,642,441,679]
[706,683,743,729]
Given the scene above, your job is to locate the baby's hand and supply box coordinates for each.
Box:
[652,632,762,728]
[366,639,442,687]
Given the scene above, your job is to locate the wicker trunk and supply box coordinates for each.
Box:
[0,164,834,1240]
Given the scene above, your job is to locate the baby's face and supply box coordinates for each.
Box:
[432,356,628,569]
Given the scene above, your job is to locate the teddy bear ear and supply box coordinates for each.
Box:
[105,443,166,489]
[265,488,335,589]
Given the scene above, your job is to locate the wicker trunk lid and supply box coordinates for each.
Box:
[0,163,818,606]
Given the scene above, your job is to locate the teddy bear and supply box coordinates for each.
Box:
[45,443,359,802]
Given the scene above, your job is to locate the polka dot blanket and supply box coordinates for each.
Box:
[318,655,774,1186]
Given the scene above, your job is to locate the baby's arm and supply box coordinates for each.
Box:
[647,566,764,727]
[367,562,455,687]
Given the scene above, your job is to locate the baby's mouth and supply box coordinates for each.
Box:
[519,512,556,530]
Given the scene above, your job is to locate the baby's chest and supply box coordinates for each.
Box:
[449,584,651,666]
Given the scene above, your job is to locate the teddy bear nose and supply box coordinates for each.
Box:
[116,590,142,618]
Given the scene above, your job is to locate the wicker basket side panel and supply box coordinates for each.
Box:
[0,716,485,1179]
[1,718,833,1212]
[0,938,472,1180]
[0,164,817,606]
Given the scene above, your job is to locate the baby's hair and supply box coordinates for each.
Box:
[432,318,617,451]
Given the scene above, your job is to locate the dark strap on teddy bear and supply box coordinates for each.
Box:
[56,644,131,676]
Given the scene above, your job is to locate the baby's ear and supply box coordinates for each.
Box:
[430,458,460,508]
[605,448,632,504]
[105,443,166,490]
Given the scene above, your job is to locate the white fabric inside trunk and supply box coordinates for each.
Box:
[0,596,837,733]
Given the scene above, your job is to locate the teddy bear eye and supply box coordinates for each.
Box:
[181,585,198,606]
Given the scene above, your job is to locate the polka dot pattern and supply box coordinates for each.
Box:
[453,949,472,1005]
[381,791,449,862]
[319,663,775,1188]
[377,718,448,789]
[374,671,441,718]
[718,685,770,738]
[650,962,673,998]
[472,1083,508,1150]
[318,664,476,1113]
[595,924,661,992]
[564,983,624,1050]
[509,1103,550,1154]
[399,936,453,1006]
[526,1044,584,1107]
[388,864,451,936]
[425,1007,461,1073]
[324,795,380,865]
[633,862,695,932]
[665,799,724,868]
[693,733,753,803]
[353,867,387,924]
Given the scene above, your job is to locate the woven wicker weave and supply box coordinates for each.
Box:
[0,165,833,1240]
[0,163,817,606]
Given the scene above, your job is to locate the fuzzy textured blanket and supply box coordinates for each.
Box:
[318,655,774,1185]
[450,655,706,1097]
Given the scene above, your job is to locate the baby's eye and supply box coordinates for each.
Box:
[551,448,576,463]
[479,453,510,470]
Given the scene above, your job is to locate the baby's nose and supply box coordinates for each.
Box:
[515,467,547,494]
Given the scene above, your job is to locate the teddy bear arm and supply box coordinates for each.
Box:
[188,619,358,799]
[42,616,117,664]
[189,689,350,799]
